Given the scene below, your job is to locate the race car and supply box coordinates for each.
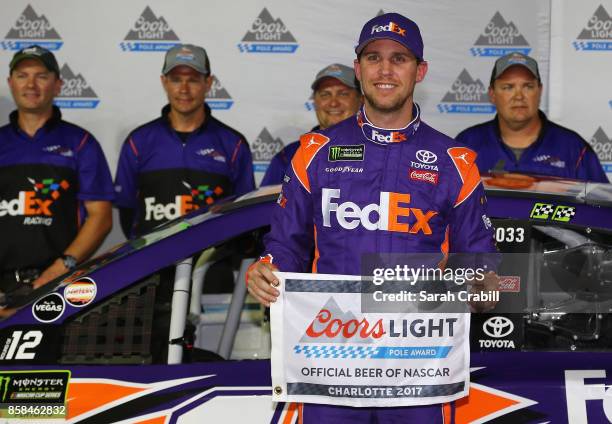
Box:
[0,175,611,423]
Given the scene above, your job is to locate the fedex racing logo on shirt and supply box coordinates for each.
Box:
[322,188,438,234]
[371,21,406,37]
[0,178,70,226]
[144,182,224,222]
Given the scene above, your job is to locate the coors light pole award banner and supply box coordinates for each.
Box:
[270,272,470,407]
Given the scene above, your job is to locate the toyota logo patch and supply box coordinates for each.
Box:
[416,150,438,164]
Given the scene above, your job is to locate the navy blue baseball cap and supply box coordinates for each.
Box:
[355,12,424,61]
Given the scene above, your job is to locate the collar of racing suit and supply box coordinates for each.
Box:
[357,103,421,145]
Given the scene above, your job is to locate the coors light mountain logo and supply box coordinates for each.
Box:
[437,69,495,114]
[205,76,234,110]
[54,64,99,109]
[238,8,298,53]
[573,5,612,51]
[1,5,62,51]
[120,6,179,52]
[589,127,612,173]
[470,11,530,57]
[299,298,374,344]
[252,127,284,172]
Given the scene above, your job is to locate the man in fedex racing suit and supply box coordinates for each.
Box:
[247,13,497,423]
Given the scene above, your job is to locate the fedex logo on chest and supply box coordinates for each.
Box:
[321,188,438,235]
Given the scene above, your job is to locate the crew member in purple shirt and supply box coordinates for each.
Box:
[260,63,362,186]
[114,44,254,238]
[0,46,114,298]
[456,52,608,182]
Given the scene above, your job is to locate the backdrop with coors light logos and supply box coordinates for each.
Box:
[0,0,610,249]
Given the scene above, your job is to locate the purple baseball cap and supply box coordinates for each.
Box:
[355,12,424,61]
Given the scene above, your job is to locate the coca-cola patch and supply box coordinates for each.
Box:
[409,168,439,185]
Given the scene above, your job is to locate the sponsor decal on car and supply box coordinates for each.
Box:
[498,276,521,292]
[32,293,65,323]
[63,277,97,307]
[530,203,576,222]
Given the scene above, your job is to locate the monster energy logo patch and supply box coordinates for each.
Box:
[573,5,612,51]
[328,145,365,162]
[0,370,70,406]
[1,5,63,51]
[530,203,576,222]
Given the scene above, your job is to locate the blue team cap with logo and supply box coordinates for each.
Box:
[355,12,424,61]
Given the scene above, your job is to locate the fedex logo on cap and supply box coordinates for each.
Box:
[371,21,406,37]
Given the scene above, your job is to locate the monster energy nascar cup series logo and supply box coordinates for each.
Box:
[328,145,365,161]
[470,11,530,57]
[238,8,298,53]
[120,6,179,52]
[573,5,612,51]
[437,69,495,114]
[1,5,62,51]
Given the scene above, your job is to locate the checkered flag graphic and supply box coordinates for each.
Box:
[294,345,379,359]
[470,47,486,56]
[530,203,554,219]
[552,206,576,222]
